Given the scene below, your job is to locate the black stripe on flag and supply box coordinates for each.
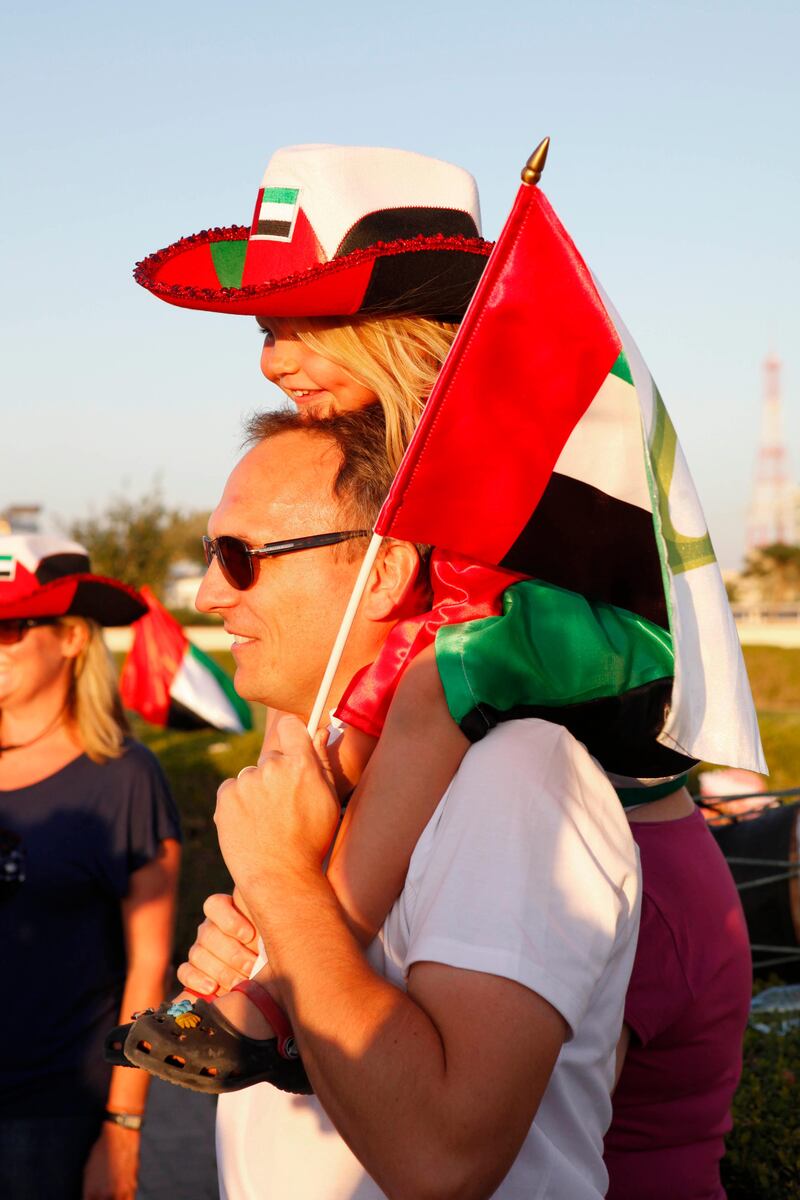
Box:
[256,219,292,238]
[501,473,669,630]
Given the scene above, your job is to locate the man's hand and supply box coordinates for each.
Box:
[177,891,261,996]
[214,715,340,899]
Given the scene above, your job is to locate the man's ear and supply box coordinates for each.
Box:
[362,540,422,622]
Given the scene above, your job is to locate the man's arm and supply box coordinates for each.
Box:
[215,717,567,1200]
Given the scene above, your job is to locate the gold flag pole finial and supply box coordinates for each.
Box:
[520,137,551,186]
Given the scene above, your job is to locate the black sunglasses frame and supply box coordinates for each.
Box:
[202,530,372,591]
[0,617,60,646]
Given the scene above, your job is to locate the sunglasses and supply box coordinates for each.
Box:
[0,617,60,646]
[202,531,372,591]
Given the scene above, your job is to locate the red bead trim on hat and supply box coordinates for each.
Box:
[134,228,493,303]
[0,573,145,622]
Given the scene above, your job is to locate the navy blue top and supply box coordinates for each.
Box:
[0,740,181,1117]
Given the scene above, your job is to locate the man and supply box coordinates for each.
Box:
[184,406,640,1200]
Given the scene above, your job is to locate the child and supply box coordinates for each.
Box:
[115,145,686,1090]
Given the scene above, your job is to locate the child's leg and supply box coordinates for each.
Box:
[327,642,469,942]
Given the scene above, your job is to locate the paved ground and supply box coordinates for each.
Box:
[137,1079,219,1200]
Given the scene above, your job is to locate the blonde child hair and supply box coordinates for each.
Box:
[62,616,130,762]
[286,315,459,472]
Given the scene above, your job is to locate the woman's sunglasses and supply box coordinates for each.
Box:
[202,531,371,591]
[0,617,60,646]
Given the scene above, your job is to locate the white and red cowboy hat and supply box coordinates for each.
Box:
[0,536,146,625]
[134,144,492,321]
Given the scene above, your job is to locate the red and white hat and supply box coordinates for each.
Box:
[134,144,492,321]
[0,536,146,625]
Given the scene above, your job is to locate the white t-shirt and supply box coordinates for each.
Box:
[217,719,640,1200]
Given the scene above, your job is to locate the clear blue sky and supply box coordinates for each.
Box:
[3,0,798,567]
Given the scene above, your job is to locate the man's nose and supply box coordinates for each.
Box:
[195,556,237,614]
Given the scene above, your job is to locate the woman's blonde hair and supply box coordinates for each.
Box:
[62,617,129,763]
[286,315,459,472]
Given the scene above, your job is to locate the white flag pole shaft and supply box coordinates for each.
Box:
[306,532,384,739]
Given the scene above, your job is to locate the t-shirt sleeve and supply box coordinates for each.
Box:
[402,722,639,1037]
[623,892,692,1045]
[105,741,182,895]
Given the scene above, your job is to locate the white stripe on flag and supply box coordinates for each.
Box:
[259,200,295,223]
[553,373,652,512]
[170,649,245,733]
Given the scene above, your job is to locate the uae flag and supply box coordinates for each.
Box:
[375,178,765,775]
[251,186,301,241]
[120,586,252,733]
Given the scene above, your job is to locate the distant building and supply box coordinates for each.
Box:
[0,505,42,535]
[163,559,206,611]
[746,355,794,552]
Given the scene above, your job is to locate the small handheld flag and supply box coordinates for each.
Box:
[120,587,252,734]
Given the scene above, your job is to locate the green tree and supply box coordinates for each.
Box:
[742,543,800,604]
[167,509,212,568]
[68,490,209,597]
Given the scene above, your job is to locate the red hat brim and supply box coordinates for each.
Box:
[135,226,493,320]
[0,574,147,626]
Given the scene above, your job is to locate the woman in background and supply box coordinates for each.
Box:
[0,535,181,1200]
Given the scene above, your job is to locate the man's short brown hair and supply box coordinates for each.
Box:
[243,404,394,537]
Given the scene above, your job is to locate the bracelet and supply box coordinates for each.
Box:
[103,1110,144,1132]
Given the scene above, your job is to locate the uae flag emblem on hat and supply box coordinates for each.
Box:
[120,587,252,734]
[252,187,301,241]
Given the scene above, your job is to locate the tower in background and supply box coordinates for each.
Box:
[746,354,794,553]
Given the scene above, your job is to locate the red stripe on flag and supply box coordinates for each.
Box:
[119,585,188,726]
[375,186,621,566]
[250,188,265,235]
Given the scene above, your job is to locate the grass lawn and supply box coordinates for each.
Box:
[741,647,800,791]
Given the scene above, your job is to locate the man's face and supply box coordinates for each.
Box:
[197,430,370,718]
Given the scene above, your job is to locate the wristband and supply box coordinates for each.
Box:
[103,1110,144,1132]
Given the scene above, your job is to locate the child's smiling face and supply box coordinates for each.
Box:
[258,320,377,417]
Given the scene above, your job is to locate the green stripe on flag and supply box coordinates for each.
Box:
[609,351,634,385]
[188,644,253,731]
[435,578,674,727]
[263,187,299,205]
[210,240,247,289]
[649,387,717,575]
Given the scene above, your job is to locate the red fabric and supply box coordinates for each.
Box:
[153,240,224,290]
[336,550,523,737]
[0,571,144,624]
[119,586,187,726]
[604,809,752,1200]
[0,573,78,618]
[375,185,621,564]
[243,209,324,285]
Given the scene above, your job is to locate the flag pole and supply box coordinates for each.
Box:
[306,532,384,737]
